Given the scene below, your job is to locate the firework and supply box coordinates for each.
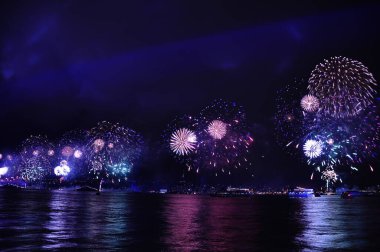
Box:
[73,150,83,159]
[54,160,71,176]
[165,100,254,176]
[0,152,19,178]
[302,105,380,171]
[18,135,55,182]
[300,95,319,112]
[86,121,143,181]
[207,120,227,139]
[61,146,74,157]
[58,129,88,178]
[303,139,323,159]
[0,167,8,176]
[275,81,314,150]
[196,100,253,174]
[170,128,197,155]
[93,139,105,152]
[321,168,338,182]
[308,56,377,118]
[321,168,339,191]
[164,115,200,174]
[276,63,379,177]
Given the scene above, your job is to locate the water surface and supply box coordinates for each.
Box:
[1,190,379,251]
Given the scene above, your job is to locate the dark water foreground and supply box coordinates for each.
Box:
[1,190,380,251]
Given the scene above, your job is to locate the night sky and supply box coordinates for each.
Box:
[1,1,380,187]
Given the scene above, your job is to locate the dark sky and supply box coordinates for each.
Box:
[1,1,380,186]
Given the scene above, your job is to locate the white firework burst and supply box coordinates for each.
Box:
[303,139,323,159]
[170,128,197,155]
[73,150,83,159]
[207,120,227,139]
[300,94,319,112]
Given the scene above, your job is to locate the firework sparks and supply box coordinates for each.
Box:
[165,100,254,176]
[300,94,319,112]
[308,56,377,118]
[0,167,8,176]
[18,135,55,182]
[276,59,379,179]
[86,121,143,181]
[61,146,74,157]
[170,128,197,155]
[73,150,83,159]
[321,168,339,191]
[303,139,323,159]
[54,160,71,176]
[93,139,105,153]
[207,120,227,140]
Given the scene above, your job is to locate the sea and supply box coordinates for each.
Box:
[0,190,379,251]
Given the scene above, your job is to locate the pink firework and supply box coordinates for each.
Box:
[93,139,105,152]
[300,95,319,112]
[207,120,227,140]
[61,146,74,157]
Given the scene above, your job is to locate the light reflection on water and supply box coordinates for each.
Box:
[297,196,379,251]
[0,191,379,251]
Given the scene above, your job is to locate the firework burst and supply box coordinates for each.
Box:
[165,100,254,176]
[85,121,143,181]
[18,135,55,182]
[308,56,377,118]
[300,94,319,112]
[207,120,227,140]
[58,130,88,178]
[275,81,315,150]
[303,139,323,159]
[170,128,197,155]
[276,57,379,180]
[196,100,253,175]
[321,168,339,191]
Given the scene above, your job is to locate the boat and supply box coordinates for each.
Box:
[340,190,380,199]
[76,186,99,192]
[0,184,25,191]
[210,187,253,197]
[314,192,321,197]
[288,187,314,198]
